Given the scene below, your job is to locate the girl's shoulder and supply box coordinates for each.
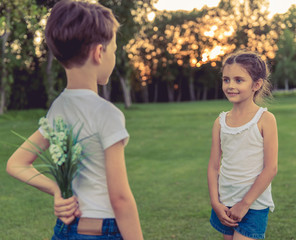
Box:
[258,110,277,134]
[214,115,222,125]
[260,109,276,123]
[211,116,221,132]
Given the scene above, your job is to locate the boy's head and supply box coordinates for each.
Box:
[45,0,119,69]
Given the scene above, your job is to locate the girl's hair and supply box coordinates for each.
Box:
[45,0,119,69]
[222,50,273,104]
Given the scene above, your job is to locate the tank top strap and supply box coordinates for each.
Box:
[219,111,227,128]
[219,107,267,135]
[251,107,267,124]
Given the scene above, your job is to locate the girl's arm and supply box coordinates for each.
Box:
[6,130,80,225]
[228,112,278,221]
[105,141,144,240]
[208,118,238,227]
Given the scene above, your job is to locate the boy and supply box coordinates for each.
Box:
[6,0,143,239]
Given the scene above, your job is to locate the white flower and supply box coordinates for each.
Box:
[49,144,63,164]
[55,116,66,132]
[39,117,49,128]
[57,155,66,166]
[39,117,52,139]
[55,132,67,147]
[38,116,84,169]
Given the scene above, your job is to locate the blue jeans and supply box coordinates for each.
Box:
[210,208,269,239]
[52,218,123,240]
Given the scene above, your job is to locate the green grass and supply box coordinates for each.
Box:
[0,97,295,240]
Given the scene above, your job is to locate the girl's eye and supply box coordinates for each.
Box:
[235,77,244,83]
[223,78,229,83]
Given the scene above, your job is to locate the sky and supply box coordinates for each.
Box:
[154,0,296,18]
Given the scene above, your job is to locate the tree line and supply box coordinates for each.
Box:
[0,0,296,113]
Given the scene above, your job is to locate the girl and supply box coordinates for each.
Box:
[207,51,278,240]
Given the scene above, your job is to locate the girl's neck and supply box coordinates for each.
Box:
[230,100,259,115]
[226,102,260,128]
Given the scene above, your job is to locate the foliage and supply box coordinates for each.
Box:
[99,0,157,108]
[273,89,296,98]
[1,0,296,110]
[273,29,296,89]
[0,0,47,112]
[271,5,296,90]
[125,0,279,102]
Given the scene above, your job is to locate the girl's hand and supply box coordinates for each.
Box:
[212,202,239,227]
[54,192,81,225]
[228,201,250,222]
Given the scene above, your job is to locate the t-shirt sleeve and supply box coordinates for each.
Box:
[96,103,129,150]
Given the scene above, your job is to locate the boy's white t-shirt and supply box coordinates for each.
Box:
[39,88,129,218]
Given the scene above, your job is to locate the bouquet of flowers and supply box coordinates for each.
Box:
[13,116,85,199]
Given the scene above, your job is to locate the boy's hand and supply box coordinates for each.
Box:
[212,202,239,227]
[228,201,250,222]
[54,192,81,225]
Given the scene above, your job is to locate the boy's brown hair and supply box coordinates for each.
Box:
[45,0,119,69]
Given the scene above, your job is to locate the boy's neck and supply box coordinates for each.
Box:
[65,67,98,94]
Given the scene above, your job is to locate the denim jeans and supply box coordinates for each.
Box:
[210,208,269,239]
[52,218,123,240]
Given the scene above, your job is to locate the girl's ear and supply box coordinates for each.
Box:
[93,44,103,64]
[252,78,263,92]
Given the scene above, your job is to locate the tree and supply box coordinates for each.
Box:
[35,0,65,107]
[0,10,11,114]
[273,29,296,90]
[0,0,46,114]
[270,4,296,89]
[99,0,156,108]
[126,7,236,102]
[169,8,236,100]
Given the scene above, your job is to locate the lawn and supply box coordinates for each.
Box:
[0,96,295,240]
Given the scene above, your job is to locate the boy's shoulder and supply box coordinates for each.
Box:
[90,94,122,112]
[84,93,125,120]
[53,89,124,118]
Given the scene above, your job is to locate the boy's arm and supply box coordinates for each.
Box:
[105,141,144,240]
[207,118,238,227]
[6,130,80,225]
[6,130,59,195]
[228,112,278,221]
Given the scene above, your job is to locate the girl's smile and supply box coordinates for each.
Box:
[226,91,239,97]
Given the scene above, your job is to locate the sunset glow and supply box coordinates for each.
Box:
[125,0,291,84]
[154,0,295,18]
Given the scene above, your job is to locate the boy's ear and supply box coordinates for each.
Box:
[253,78,263,92]
[93,44,104,64]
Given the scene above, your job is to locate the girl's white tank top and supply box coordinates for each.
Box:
[218,107,274,211]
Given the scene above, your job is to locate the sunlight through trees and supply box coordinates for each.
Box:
[0,0,296,111]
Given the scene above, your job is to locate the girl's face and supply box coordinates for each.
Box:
[222,63,257,104]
